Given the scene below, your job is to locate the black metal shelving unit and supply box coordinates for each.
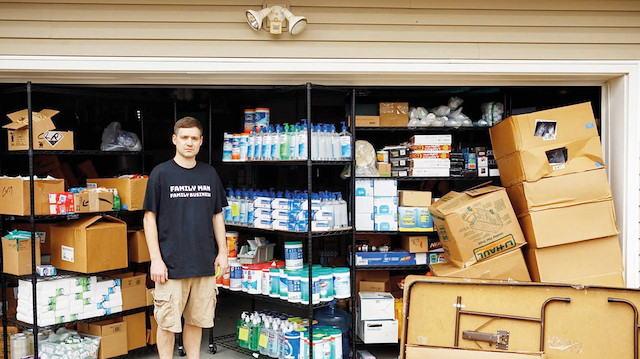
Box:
[212,83,356,359]
[0,82,157,359]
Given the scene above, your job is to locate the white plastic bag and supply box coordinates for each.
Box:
[100,122,142,151]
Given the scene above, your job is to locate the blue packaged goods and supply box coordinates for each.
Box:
[354,251,428,267]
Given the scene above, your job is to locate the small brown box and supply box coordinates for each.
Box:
[2,235,41,276]
[379,102,409,127]
[78,318,128,359]
[360,280,388,292]
[349,115,380,127]
[376,163,391,177]
[399,191,432,207]
[128,231,150,263]
[124,312,147,351]
[109,272,147,311]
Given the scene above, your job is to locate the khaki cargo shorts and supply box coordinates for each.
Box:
[152,276,218,333]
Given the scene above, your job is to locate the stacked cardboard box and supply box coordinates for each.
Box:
[357,292,398,344]
[385,145,409,177]
[373,179,398,231]
[355,179,374,231]
[409,135,452,177]
[490,102,624,286]
[397,190,433,232]
[428,185,531,281]
[16,276,122,326]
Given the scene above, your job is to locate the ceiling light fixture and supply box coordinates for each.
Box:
[245,5,307,35]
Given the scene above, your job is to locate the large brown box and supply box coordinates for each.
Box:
[4,109,74,151]
[86,177,148,211]
[50,215,128,273]
[2,235,41,276]
[356,270,390,293]
[429,186,526,268]
[109,272,147,311]
[525,235,624,287]
[506,168,612,216]
[495,136,604,188]
[78,318,128,359]
[127,230,150,263]
[489,102,599,160]
[429,249,530,282]
[123,312,147,351]
[379,102,409,127]
[74,191,114,213]
[518,199,618,248]
[0,177,64,215]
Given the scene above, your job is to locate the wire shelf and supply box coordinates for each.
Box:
[215,333,259,357]
[355,176,500,182]
[218,288,331,309]
[355,126,491,132]
[224,224,353,238]
[353,265,431,271]
[219,160,352,166]
[356,231,436,235]
[6,306,151,330]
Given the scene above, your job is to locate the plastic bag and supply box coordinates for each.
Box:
[480,102,505,126]
[354,140,379,177]
[100,122,142,151]
[448,96,464,110]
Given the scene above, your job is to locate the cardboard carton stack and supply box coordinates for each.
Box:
[385,145,409,177]
[397,190,433,232]
[428,186,531,281]
[373,179,398,231]
[16,276,122,326]
[409,135,452,177]
[357,292,398,344]
[3,109,74,151]
[490,102,624,286]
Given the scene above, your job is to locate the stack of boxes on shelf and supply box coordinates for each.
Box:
[397,190,433,233]
[384,145,409,177]
[428,185,531,281]
[15,276,122,326]
[409,135,452,177]
[490,102,624,286]
[357,292,398,344]
[373,179,398,232]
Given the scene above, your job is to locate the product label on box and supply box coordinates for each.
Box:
[43,131,65,147]
[61,245,74,262]
[473,234,518,261]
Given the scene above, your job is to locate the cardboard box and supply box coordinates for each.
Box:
[356,213,374,231]
[379,102,408,127]
[358,319,398,344]
[74,191,114,213]
[429,249,531,282]
[78,318,128,359]
[496,136,605,188]
[525,236,624,286]
[356,196,374,213]
[124,312,146,351]
[360,280,388,292]
[506,168,612,216]
[4,109,74,151]
[398,190,432,207]
[376,163,391,177]
[356,270,390,292]
[429,186,526,268]
[348,115,380,127]
[146,288,154,306]
[109,273,147,311]
[490,102,599,160]
[2,235,41,276]
[355,251,427,267]
[373,179,397,197]
[359,292,395,320]
[400,235,441,253]
[128,231,150,263]
[48,192,75,215]
[411,134,452,145]
[50,215,128,273]
[518,199,618,248]
[0,177,64,215]
[373,196,398,215]
[356,350,376,359]
[86,178,148,211]
[148,314,157,345]
[405,345,545,359]
[374,214,398,231]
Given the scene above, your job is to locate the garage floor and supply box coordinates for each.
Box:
[137,292,399,359]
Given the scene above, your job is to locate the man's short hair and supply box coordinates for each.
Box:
[174,116,203,136]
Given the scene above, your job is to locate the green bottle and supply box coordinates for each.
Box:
[113,189,121,211]
[280,123,290,160]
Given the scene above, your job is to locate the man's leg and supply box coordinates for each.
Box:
[182,324,203,359]
[156,328,176,359]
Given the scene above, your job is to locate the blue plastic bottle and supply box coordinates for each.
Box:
[314,300,351,359]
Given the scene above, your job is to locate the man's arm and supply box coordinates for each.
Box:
[213,212,229,277]
[144,210,168,284]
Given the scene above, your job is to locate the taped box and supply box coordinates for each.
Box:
[4,109,74,151]
[0,177,64,215]
[429,185,526,268]
[87,177,148,211]
[490,102,598,160]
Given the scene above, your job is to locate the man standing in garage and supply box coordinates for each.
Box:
[143,116,229,359]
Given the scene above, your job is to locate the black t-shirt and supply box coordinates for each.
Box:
[143,159,228,279]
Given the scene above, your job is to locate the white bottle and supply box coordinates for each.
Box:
[247,128,255,161]
[339,121,352,160]
[271,125,281,161]
[318,124,328,160]
[254,127,263,160]
[289,123,299,160]
[311,124,320,160]
[262,126,272,160]
[331,124,341,161]
[298,120,308,160]
[324,125,333,160]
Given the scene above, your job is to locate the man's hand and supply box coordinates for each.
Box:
[150,258,169,284]
[214,253,229,278]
